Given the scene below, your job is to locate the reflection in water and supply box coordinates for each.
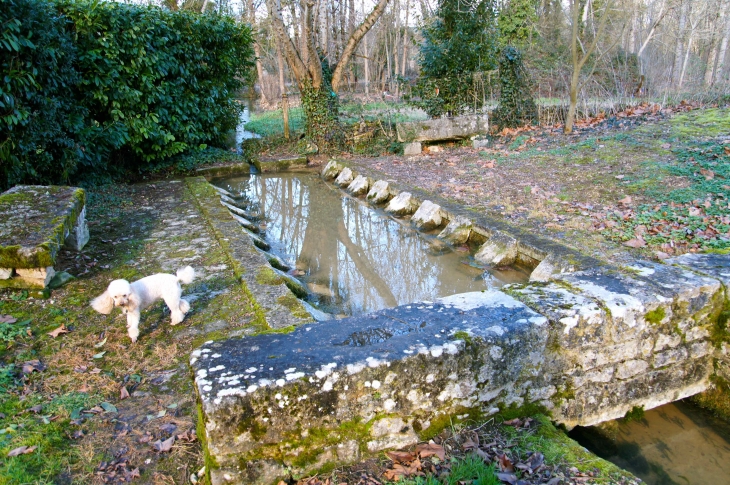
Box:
[213,172,529,316]
[570,401,730,485]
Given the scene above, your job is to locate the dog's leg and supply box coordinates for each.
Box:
[164,292,187,325]
[126,310,141,343]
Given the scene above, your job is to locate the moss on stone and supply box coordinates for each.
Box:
[690,375,730,421]
[418,406,484,441]
[551,382,576,407]
[644,306,666,325]
[256,267,284,286]
[621,405,645,422]
[277,294,312,320]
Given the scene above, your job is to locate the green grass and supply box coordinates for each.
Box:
[0,370,98,485]
[246,107,306,137]
[245,100,428,139]
[387,454,500,485]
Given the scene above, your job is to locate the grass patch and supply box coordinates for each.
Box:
[386,454,500,485]
[246,107,306,137]
[0,381,98,485]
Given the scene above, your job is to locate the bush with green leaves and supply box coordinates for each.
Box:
[407,0,499,118]
[0,0,254,190]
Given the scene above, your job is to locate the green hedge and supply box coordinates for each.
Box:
[0,0,254,189]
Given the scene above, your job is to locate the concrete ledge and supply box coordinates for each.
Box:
[0,185,88,289]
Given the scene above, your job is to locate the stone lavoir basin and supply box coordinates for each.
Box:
[193,164,730,485]
[210,171,530,318]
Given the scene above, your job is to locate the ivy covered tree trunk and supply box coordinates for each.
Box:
[492,46,538,130]
[266,0,389,153]
[300,83,345,151]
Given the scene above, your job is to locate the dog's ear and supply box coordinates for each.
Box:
[91,291,114,315]
[127,291,141,311]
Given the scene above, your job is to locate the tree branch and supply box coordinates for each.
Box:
[331,0,389,92]
[266,0,310,88]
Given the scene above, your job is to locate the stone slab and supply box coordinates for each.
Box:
[0,185,87,269]
[396,115,489,143]
[193,291,549,484]
[253,156,308,173]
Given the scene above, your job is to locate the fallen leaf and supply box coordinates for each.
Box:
[71,430,84,439]
[28,404,42,414]
[498,453,515,472]
[152,435,175,452]
[93,351,106,359]
[415,443,445,461]
[623,237,647,248]
[94,337,107,348]
[689,207,703,217]
[655,251,670,260]
[7,445,37,457]
[618,195,633,206]
[22,360,46,374]
[503,418,522,427]
[100,402,117,413]
[159,423,178,434]
[700,168,715,180]
[0,315,17,324]
[387,451,415,463]
[496,472,518,484]
[461,438,478,450]
[120,387,130,400]
[48,324,69,338]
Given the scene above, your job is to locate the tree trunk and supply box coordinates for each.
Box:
[673,0,689,86]
[564,0,610,134]
[248,0,268,107]
[716,3,730,83]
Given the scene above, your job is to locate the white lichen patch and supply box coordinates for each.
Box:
[437,291,525,311]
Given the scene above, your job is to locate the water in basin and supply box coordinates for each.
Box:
[212,172,530,316]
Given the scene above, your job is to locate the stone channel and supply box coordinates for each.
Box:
[187,163,730,485]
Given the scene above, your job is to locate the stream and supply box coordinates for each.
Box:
[211,172,530,317]
[570,400,730,485]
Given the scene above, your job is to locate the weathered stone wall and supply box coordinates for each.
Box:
[192,252,729,485]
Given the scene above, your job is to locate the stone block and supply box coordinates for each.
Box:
[403,142,421,156]
[366,180,395,204]
[252,156,308,173]
[334,167,355,187]
[229,212,260,234]
[472,137,490,149]
[396,115,489,143]
[555,262,721,343]
[0,185,87,270]
[347,175,373,196]
[384,192,420,216]
[474,232,518,266]
[63,205,89,252]
[411,200,447,231]
[616,359,649,379]
[321,160,344,180]
[437,216,472,245]
[192,291,549,484]
[0,268,12,280]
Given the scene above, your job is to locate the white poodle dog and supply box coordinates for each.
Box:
[91,266,195,342]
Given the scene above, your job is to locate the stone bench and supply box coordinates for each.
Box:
[192,254,727,485]
[396,115,489,155]
[0,185,89,289]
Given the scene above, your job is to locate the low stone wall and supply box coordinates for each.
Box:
[192,252,728,484]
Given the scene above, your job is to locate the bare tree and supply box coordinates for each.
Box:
[266,0,388,144]
[564,0,614,133]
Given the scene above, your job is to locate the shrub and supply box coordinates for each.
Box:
[407,0,499,118]
[0,0,255,190]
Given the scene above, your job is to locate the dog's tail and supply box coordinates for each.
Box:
[176,266,195,285]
